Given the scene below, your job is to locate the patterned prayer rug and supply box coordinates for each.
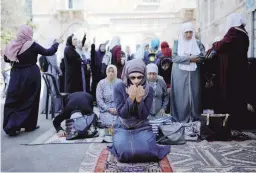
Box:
[79,144,173,172]
[79,140,256,172]
[168,140,256,172]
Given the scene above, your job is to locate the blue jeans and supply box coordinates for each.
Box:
[109,125,170,163]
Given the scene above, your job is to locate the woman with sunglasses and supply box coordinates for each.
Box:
[108,59,170,163]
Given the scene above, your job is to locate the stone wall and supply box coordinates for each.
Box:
[197,0,255,57]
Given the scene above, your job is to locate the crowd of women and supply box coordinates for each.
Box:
[2,12,256,162]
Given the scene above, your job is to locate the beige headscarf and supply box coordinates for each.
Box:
[106,64,118,80]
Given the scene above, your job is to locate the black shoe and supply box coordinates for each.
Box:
[231,130,251,141]
[25,126,40,132]
[7,131,18,136]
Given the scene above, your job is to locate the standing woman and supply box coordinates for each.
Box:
[3,25,62,136]
[171,22,205,123]
[64,34,84,93]
[40,37,62,114]
[109,36,122,78]
[207,13,250,133]
[91,39,108,101]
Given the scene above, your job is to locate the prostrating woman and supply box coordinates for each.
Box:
[3,25,62,136]
[109,59,170,163]
[53,92,94,137]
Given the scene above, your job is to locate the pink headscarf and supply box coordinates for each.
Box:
[4,25,34,61]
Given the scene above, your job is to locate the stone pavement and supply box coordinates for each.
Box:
[1,96,256,172]
[1,96,92,172]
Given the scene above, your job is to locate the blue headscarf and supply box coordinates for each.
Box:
[151,38,160,51]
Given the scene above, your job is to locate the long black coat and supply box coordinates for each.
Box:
[3,42,59,134]
[64,35,83,93]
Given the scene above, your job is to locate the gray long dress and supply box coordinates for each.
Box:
[170,40,205,123]
[40,54,62,114]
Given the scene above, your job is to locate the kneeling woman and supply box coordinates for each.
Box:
[109,59,170,163]
[96,65,121,128]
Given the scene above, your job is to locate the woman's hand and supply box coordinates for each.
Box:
[108,108,118,115]
[190,57,201,63]
[121,59,125,65]
[57,130,66,137]
[126,85,137,101]
[160,109,166,116]
[56,38,64,44]
[247,104,255,112]
[135,85,145,103]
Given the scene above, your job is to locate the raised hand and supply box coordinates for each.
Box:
[56,37,64,44]
[247,104,255,112]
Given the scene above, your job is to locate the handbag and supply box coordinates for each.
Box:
[157,116,186,145]
[157,122,186,145]
[65,112,98,140]
[201,114,231,141]
[156,115,201,144]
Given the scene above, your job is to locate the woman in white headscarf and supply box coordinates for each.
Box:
[146,63,169,120]
[170,22,205,123]
[108,36,120,51]
[206,13,250,136]
[134,43,147,60]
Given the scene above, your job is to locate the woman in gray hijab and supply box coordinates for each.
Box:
[108,59,170,163]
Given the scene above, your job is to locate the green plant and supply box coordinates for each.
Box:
[0,29,15,45]
[26,20,37,30]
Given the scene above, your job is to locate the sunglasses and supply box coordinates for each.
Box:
[129,76,144,80]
